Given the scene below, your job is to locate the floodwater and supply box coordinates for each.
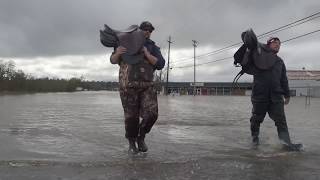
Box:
[0,91,319,180]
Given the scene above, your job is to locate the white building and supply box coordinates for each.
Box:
[287,70,320,97]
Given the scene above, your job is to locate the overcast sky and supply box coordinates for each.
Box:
[1,0,319,82]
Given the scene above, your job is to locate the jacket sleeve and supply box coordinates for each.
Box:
[281,62,290,98]
[151,46,166,70]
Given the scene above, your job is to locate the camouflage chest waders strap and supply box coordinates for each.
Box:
[127,81,155,88]
[128,60,154,83]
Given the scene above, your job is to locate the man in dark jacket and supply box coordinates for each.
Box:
[110,21,165,154]
[250,37,302,151]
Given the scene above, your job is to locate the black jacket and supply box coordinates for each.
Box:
[144,39,165,70]
[252,55,290,102]
[239,29,290,102]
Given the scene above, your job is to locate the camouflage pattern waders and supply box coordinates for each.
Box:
[118,61,158,139]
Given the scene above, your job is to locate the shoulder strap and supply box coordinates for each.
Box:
[232,70,245,90]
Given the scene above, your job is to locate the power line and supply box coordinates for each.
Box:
[257,11,320,38]
[258,15,320,39]
[171,42,240,64]
[282,29,320,43]
[174,56,233,69]
[171,11,320,65]
[173,11,320,64]
[172,29,320,69]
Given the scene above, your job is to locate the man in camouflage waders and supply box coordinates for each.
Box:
[110,21,165,154]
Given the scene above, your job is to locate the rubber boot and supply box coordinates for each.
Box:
[250,114,260,146]
[278,130,292,145]
[137,135,148,152]
[282,143,303,151]
[128,138,139,155]
[251,123,260,146]
[252,136,260,146]
[278,130,303,151]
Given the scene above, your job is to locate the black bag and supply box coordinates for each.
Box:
[233,44,278,82]
[233,29,277,86]
[234,44,257,76]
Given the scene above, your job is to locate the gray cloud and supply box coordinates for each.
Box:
[1,0,319,58]
[0,0,151,57]
[1,0,320,82]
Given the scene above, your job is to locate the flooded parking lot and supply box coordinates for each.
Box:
[0,91,319,179]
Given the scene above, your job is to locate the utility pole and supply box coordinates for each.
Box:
[192,40,198,96]
[166,36,172,95]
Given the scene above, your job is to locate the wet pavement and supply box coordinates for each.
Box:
[0,91,319,179]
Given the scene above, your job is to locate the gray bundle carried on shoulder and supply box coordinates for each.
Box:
[100,24,119,47]
[99,24,146,64]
